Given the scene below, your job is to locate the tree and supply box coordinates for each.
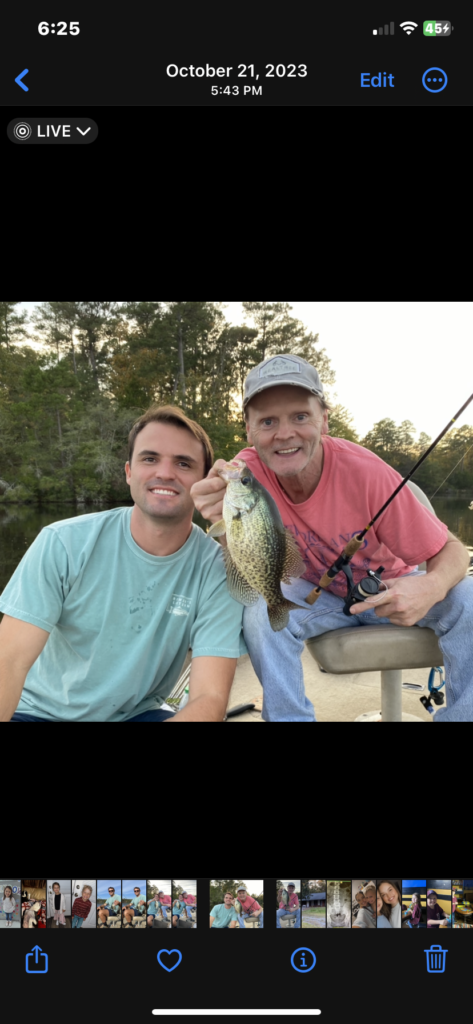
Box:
[0,302,28,349]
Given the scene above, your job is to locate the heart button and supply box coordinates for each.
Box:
[157,949,183,973]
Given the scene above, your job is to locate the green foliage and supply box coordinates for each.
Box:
[1,301,471,507]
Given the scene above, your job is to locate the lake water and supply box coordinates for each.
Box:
[0,497,472,596]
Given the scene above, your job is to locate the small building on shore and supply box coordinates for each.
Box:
[302,893,326,907]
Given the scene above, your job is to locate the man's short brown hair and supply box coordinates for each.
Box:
[128,405,214,477]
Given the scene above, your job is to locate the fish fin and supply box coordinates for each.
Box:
[223,548,260,606]
[207,519,226,538]
[282,529,306,580]
[267,599,301,632]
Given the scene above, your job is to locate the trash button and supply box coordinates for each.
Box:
[425,945,448,973]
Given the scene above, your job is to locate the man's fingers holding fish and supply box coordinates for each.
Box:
[190,459,229,522]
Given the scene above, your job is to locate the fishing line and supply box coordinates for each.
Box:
[305,391,473,606]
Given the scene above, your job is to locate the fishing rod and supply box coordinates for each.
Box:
[304,391,473,614]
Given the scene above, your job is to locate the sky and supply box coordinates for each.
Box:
[18,301,473,438]
[97,879,122,899]
[173,879,197,892]
[122,880,146,899]
[148,879,172,893]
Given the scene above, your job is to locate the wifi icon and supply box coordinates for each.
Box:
[400,21,418,34]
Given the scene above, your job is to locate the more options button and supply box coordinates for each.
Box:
[7,118,98,143]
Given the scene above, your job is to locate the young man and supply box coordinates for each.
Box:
[123,887,146,924]
[236,885,264,929]
[0,406,245,722]
[191,354,472,722]
[209,892,239,929]
[99,887,121,925]
[277,884,300,928]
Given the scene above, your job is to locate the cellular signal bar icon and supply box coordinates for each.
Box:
[373,22,395,34]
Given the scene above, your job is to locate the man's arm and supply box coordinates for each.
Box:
[209,916,215,927]
[350,531,470,627]
[0,615,50,721]
[165,656,237,722]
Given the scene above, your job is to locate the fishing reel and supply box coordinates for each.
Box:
[341,564,386,616]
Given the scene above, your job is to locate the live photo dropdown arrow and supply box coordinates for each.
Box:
[76,127,91,135]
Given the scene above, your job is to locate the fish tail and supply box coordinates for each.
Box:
[267,599,301,632]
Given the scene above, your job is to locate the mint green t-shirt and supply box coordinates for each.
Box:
[210,904,238,927]
[103,895,121,909]
[129,895,146,909]
[0,508,246,722]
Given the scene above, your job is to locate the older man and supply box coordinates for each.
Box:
[277,884,300,928]
[191,354,472,722]
[180,890,196,922]
[236,885,264,929]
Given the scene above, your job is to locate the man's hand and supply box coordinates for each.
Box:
[349,574,441,627]
[190,460,228,524]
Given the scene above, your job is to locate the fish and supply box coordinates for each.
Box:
[234,899,242,916]
[208,460,306,631]
[280,889,289,906]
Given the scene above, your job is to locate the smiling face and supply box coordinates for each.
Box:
[245,386,328,479]
[125,422,205,525]
[53,885,60,894]
[224,893,234,907]
[427,896,437,908]
[379,883,399,906]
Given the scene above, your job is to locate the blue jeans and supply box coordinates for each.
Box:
[242,572,473,722]
[10,708,175,721]
[5,913,13,921]
[72,916,84,928]
[240,910,264,928]
[277,908,300,928]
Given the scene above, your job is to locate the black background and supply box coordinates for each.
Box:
[1,2,471,108]
[0,877,468,1024]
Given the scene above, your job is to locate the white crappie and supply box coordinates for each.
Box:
[208,460,305,631]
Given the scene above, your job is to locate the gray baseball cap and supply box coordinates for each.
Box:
[243,354,324,410]
[237,886,247,892]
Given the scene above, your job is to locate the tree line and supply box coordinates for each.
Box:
[0,301,471,506]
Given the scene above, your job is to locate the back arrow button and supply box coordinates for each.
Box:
[15,69,29,91]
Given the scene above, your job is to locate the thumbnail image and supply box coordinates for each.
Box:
[352,880,376,928]
[452,879,473,928]
[22,880,46,929]
[209,880,262,930]
[122,880,147,928]
[426,879,452,928]
[401,880,426,928]
[377,880,402,928]
[327,880,351,929]
[277,880,301,928]
[0,879,21,928]
[147,879,172,928]
[301,880,326,928]
[71,880,96,928]
[172,879,197,928]
[47,879,72,928]
[97,880,122,928]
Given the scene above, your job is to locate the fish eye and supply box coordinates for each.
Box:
[241,477,250,485]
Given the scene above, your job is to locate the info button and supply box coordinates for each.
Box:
[7,118,98,144]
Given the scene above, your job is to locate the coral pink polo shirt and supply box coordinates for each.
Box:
[235,436,448,600]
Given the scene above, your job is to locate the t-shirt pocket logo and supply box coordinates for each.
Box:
[166,594,191,617]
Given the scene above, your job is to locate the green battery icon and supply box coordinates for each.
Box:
[423,21,451,35]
